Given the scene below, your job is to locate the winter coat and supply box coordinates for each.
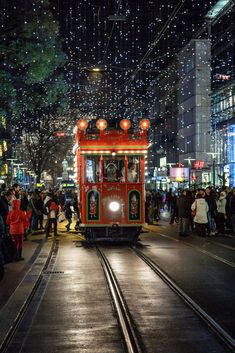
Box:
[6,200,27,235]
[229,194,235,215]
[0,196,10,224]
[205,193,217,216]
[0,215,5,239]
[177,195,191,218]
[191,198,208,224]
[216,193,226,214]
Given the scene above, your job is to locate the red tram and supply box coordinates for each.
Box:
[74,118,150,241]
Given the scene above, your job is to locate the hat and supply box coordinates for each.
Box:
[220,191,226,199]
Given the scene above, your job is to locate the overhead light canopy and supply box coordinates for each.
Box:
[205,0,231,19]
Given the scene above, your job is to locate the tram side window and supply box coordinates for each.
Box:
[128,156,140,182]
[103,156,125,182]
[86,156,100,183]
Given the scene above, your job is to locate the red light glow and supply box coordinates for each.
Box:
[77,119,88,131]
[96,118,107,131]
[55,131,65,137]
[139,119,150,130]
[120,119,131,130]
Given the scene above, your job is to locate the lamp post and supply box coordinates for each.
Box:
[184,158,195,189]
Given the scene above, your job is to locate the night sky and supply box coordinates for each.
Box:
[1,0,218,118]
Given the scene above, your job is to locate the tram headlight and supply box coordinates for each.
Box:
[109,201,120,212]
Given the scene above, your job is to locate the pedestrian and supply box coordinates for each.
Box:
[177,190,191,236]
[29,192,41,233]
[6,199,27,261]
[38,191,44,230]
[191,193,208,237]
[169,192,178,224]
[12,183,21,200]
[216,191,227,235]
[0,215,5,281]
[45,195,59,238]
[205,187,217,236]
[73,193,81,230]
[64,201,73,231]
[229,188,235,235]
[0,191,12,232]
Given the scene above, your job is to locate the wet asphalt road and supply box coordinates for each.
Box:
[0,221,235,353]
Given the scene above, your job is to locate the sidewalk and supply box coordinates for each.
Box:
[0,220,80,310]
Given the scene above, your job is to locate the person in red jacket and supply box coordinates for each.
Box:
[6,199,27,261]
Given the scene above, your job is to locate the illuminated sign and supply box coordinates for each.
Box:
[55,131,65,137]
[193,160,204,169]
[62,183,75,188]
[170,168,189,181]
[214,74,230,81]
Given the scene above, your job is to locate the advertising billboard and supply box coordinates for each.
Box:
[170,167,189,181]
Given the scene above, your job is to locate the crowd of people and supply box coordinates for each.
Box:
[1,182,235,282]
[145,186,235,237]
[0,183,80,282]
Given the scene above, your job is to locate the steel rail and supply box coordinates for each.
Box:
[132,246,235,352]
[0,239,58,353]
[97,247,143,353]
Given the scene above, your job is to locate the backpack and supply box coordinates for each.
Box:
[43,205,49,215]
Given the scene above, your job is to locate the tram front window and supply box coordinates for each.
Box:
[103,156,125,182]
[86,156,100,183]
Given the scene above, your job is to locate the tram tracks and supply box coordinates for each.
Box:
[97,247,143,353]
[0,239,59,353]
[97,245,235,352]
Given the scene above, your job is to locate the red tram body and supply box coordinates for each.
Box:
[74,118,150,240]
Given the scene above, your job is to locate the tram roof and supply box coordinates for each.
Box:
[77,129,148,151]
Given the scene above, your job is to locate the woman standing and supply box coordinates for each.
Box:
[6,199,27,261]
[191,193,208,237]
[216,191,227,235]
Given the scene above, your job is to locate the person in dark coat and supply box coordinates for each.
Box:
[228,189,235,235]
[0,215,5,281]
[169,192,178,224]
[205,187,217,236]
[64,201,73,231]
[0,191,12,230]
[177,190,191,236]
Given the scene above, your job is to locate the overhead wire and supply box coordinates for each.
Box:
[102,0,122,64]
[124,0,186,90]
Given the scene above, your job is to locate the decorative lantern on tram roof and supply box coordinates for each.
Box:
[139,119,150,130]
[77,119,88,131]
[96,118,107,131]
[120,119,131,131]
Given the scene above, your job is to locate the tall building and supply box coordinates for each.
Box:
[177,39,211,166]
[210,2,235,186]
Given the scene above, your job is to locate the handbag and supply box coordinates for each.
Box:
[191,200,197,217]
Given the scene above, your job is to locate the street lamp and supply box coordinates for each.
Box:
[184,158,196,189]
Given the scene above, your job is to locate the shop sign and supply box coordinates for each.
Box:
[193,160,204,169]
